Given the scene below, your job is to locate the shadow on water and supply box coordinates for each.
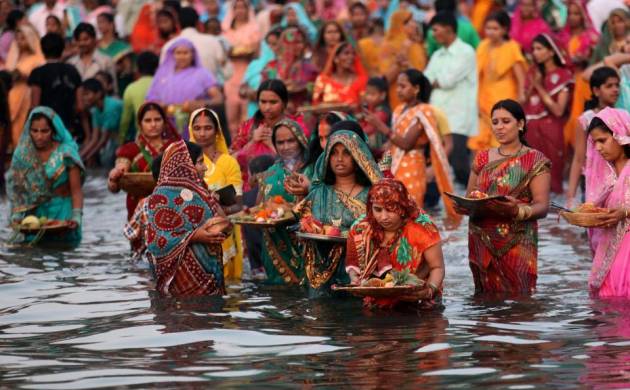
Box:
[0,175,629,389]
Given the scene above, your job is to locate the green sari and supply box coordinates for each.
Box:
[260,119,313,285]
[296,130,382,295]
[7,107,85,247]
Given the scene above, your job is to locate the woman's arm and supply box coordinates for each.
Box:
[525,171,551,220]
[68,165,83,211]
[535,85,570,117]
[107,159,131,193]
[400,243,445,301]
[566,123,587,205]
[512,62,527,104]
[364,111,422,151]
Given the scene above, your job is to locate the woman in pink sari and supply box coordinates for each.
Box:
[510,0,552,54]
[222,0,262,137]
[584,107,630,298]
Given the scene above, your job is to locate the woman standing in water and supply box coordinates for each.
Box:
[457,100,551,294]
[583,108,630,298]
[7,107,84,247]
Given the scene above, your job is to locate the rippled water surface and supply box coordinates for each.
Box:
[1,175,629,389]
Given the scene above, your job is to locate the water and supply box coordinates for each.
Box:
[1,175,629,389]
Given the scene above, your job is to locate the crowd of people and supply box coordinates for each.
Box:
[2,0,630,308]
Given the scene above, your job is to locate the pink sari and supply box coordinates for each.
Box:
[510,5,552,53]
[585,108,630,298]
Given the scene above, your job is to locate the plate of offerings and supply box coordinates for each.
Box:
[119,172,156,197]
[297,103,350,114]
[230,46,255,58]
[444,191,507,213]
[12,216,73,234]
[332,271,426,298]
[296,231,347,243]
[298,216,347,243]
[229,196,295,227]
[560,203,610,228]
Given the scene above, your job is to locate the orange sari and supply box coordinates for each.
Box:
[312,43,367,106]
[390,103,460,224]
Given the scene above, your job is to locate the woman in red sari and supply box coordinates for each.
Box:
[457,100,551,295]
[107,102,180,219]
[312,42,368,108]
[346,178,445,309]
[524,33,573,194]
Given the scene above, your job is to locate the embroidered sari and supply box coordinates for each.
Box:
[296,130,382,293]
[584,108,630,298]
[145,140,225,296]
[259,119,312,285]
[469,148,551,294]
[188,108,244,280]
[346,179,442,308]
[390,103,460,224]
[7,107,85,247]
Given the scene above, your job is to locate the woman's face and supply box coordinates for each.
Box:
[30,117,54,150]
[334,45,354,71]
[329,142,356,178]
[97,16,113,35]
[531,41,554,64]
[173,46,194,69]
[194,155,207,180]
[610,14,628,40]
[286,7,298,25]
[45,16,61,34]
[491,108,523,145]
[233,0,249,21]
[484,19,505,42]
[191,113,217,148]
[396,73,419,103]
[567,3,584,29]
[403,16,416,37]
[292,31,306,55]
[15,30,30,52]
[266,34,280,56]
[140,109,165,140]
[594,76,620,107]
[318,120,331,149]
[274,126,301,160]
[323,23,342,47]
[258,90,285,120]
[590,127,626,162]
[371,202,403,232]
[520,0,536,19]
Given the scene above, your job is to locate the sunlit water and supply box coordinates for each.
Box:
[1,174,629,389]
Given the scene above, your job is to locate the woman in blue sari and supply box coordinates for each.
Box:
[7,106,85,247]
[296,129,382,295]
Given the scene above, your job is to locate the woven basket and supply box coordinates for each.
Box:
[119,172,156,197]
[560,211,608,228]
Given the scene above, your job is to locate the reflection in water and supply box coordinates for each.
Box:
[0,175,629,388]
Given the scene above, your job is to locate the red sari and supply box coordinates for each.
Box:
[524,66,573,193]
[311,43,368,107]
[468,149,551,294]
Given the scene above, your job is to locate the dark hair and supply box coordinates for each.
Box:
[179,7,199,29]
[585,66,620,111]
[192,108,221,130]
[587,117,630,158]
[138,102,168,125]
[532,34,564,74]
[95,71,114,94]
[137,51,159,75]
[0,71,13,91]
[330,120,368,140]
[151,141,203,181]
[367,76,388,93]
[248,154,276,175]
[316,21,347,49]
[163,0,182,13]
[40,33,65,59]
[81,78,104,94]
[6,9,24,32]
[29,112,55,135]
[434,0,456,13]
[305,112,347,166]
[46,14,62,29]
[402,69,432,103]
[73,22,96,40]
[0,77,9,131]
[485,10,511,39]
[350,2,369,14]
[369,17,384,35]
[491,99,529,146]
[266,26,283,41]
[430,11,458,33]
[254,79,288,122]
[97,12,115,24]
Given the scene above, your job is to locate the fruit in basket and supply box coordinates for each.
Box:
[362,278,385,287]
[575,203,608,213]
[469,190,489,199]
[20,215,40,229]
[323,225,342,237]
[301,215,324,234]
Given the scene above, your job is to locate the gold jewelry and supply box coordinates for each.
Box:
[515,206,525,221]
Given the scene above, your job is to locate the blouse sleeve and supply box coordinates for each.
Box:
[115,142,139,160]
[472,150,489,175]
[220,155,244,195]
[345,224,362,275]
[312,76,325,105]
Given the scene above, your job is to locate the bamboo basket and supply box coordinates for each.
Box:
[119,172,156,197]
[560,211,609,228]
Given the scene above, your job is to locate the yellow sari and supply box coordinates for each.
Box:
[188,108,244,280]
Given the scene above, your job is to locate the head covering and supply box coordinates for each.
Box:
[585,107,630,204]
[188,107,229,155]
[222,0,261,48]
[146,140,224,295]
[282,3,318,43]
[559,0,600,61]
[137,101,180,143]
[243,33,276,117]
[5,24,44,75]
[319,129,382,184]
[321,42,367,79]
[537,33,567,65]
[386,9,412,46]
[7,107,84,220]
[367,178,419,225]
[273,118,309,150]
[316,0,346,22]
[590,8,630,62]
[510,1,552,52]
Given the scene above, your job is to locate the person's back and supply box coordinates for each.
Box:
[28,33,82,135]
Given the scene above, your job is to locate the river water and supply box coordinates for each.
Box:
[1,175,629,389]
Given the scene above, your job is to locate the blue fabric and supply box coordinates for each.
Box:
[281,3,318,43]
[243,39,275,118]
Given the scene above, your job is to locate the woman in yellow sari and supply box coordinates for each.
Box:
[379,10,426,109]
[189,108,244,280]
[468,11,526,152]
[5,24,44,148]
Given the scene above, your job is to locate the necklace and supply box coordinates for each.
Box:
[498,143,523,157]
[336,182,357,197]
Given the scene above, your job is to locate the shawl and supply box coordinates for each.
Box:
[591,8,630,63]
[7,106,84,220]
[5,24,44,76]
[319,130,382,185]
[559,0,600,62]
[281,3,318,43]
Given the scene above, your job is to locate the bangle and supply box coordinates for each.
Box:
[515,205,532,221]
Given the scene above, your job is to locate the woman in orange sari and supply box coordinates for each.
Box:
[312,42,367,108]
[379,10,426,109]
[468,11,526,152]
[364,69,459,224]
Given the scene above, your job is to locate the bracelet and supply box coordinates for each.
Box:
[515,205,532,221]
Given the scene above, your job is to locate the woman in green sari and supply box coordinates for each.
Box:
[296,129,382,295]
[7,107,85,247]
[258,118,313,285]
